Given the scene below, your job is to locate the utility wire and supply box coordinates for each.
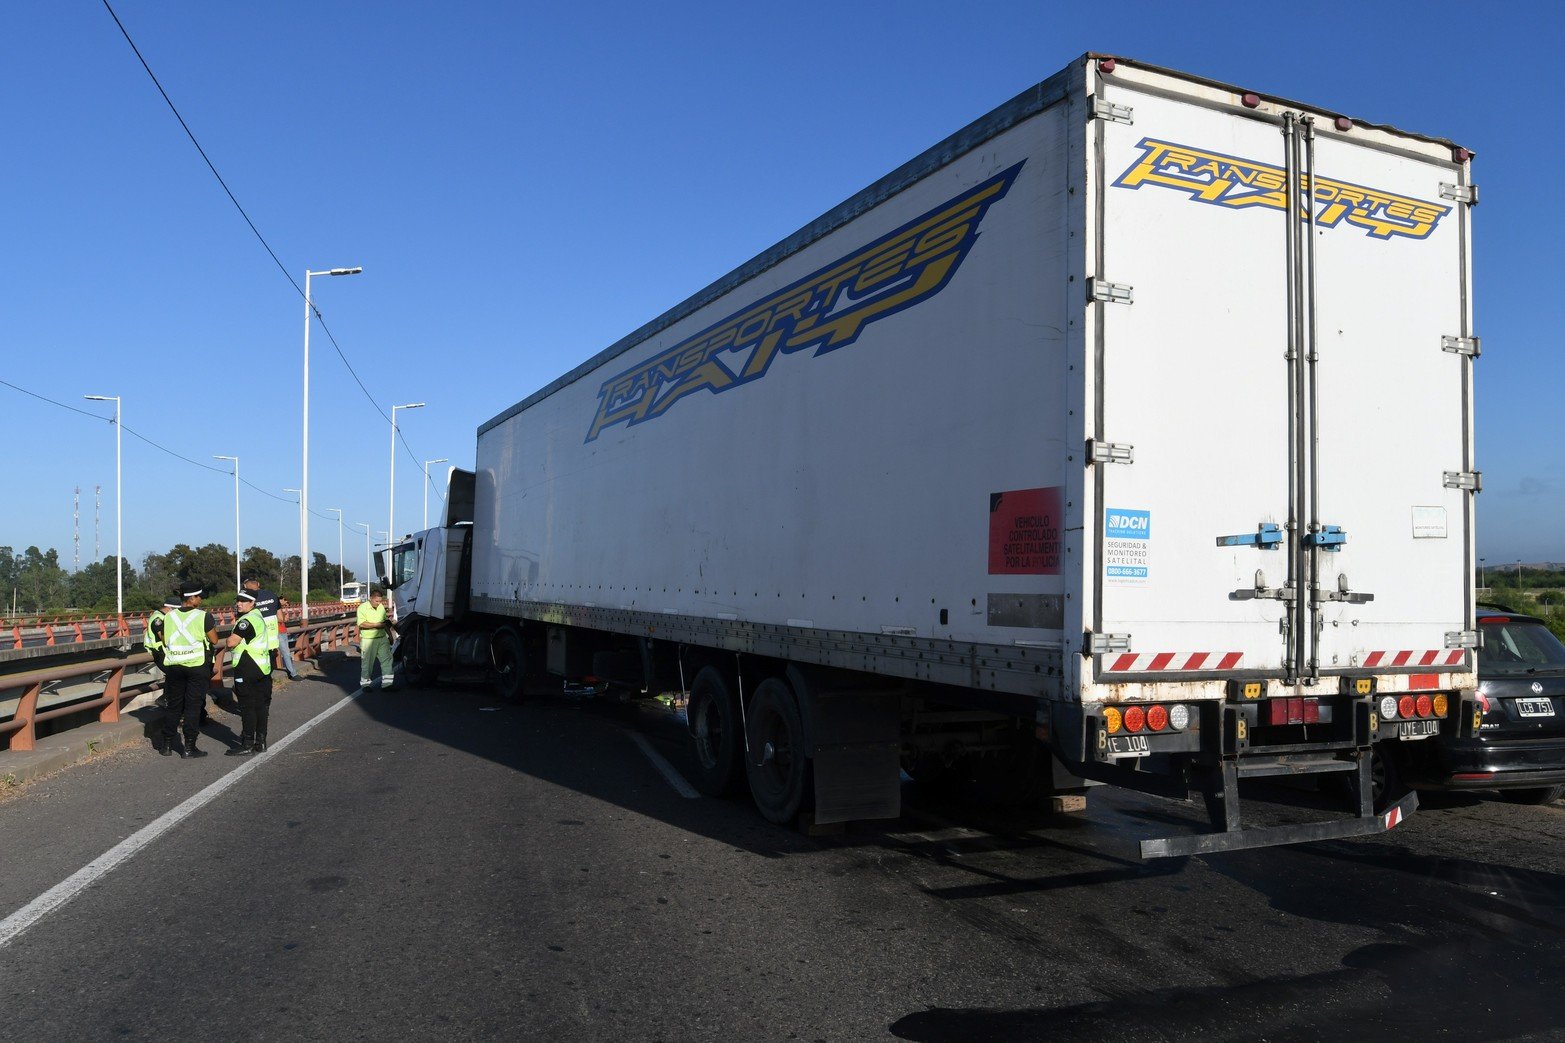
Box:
[100,0,444,492]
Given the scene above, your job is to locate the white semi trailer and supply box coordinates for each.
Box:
[387,54,1480,856]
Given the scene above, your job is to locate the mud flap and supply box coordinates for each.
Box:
[803,685,902,825]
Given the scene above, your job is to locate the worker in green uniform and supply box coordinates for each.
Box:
[221,589,273,755]
[160,585,219,758]
[357,587,396,691]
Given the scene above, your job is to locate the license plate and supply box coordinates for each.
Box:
[1517,698,1556,718]
[1398,719,1439,740]
[1108,734,1150,758]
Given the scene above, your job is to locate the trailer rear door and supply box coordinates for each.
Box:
[1088,73,1472,684]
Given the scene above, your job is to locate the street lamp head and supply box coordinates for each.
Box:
[84,394,115,402]
[329,267,363,276]
[395,402,426,411]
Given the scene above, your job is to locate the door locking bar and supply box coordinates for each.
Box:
[1215,523,1284,549]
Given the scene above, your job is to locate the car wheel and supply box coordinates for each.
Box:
[1500,784,1565,806]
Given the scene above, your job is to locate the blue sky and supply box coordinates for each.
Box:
[2,1,1562,574]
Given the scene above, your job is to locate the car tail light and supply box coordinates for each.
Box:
[1303,699,1321,724]
[1433,694,1449,718]
[1399,695,1416,719]
[1147,705,1169,731]
[1416,695,1433,719]
[1124,706,1146,733]
[1475,692,1491,714]
[1104,707,1123,734]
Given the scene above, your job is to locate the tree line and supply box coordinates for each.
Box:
[0,543,362,617]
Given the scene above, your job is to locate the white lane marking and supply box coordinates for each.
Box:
[625,730,699,799]
[0,690,363,950]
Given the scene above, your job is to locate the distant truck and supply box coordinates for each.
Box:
[385,54,1481,856]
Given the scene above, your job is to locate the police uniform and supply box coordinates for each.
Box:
[226,591,274,756]
[160,586,216,758]
[146,595,181,709]
[243,576,297,680]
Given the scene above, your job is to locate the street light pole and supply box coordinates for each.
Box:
[390,402,425,548]
[423,458,448,530]
[214,455,240,591]
[326,507,345,599]
[357,522,372,589]
[83,395,123,621]
[302,265,362,623]
[1479,557,1486,588]
[284,488,303,590]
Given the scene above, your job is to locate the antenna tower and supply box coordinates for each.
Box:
[73,486,81,571]
[95,485,102,561]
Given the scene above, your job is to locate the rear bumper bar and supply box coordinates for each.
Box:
[1140,792,1419,859]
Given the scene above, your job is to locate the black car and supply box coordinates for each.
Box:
[1384,606,1565,805]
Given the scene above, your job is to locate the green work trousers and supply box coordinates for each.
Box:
[361,636,393,688]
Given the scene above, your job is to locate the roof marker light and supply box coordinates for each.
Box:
[1334,116,1352,132]
[1099,58,1117,74]
[1241,92,1261,108]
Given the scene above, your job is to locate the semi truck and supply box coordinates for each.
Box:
[384,53,1481,857]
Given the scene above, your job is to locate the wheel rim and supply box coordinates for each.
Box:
[750,702,795,798]
[693,696,723,770]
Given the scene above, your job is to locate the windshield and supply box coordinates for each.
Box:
[390,542,419,589]
[1477,617,1565,676]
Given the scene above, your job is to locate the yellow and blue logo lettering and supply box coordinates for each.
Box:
[1113,138,1450,241]
[586,162,1024,441]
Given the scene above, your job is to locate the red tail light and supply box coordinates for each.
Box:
[1399,695,1416,719]
[1147,705,1169,731]
[1416,695,1433,719]
[1124,706,1146,733]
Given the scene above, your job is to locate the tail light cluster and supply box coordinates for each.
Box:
[1378,693,1449,720]
[1104,703,1191,735]
[1266,697,1322,725]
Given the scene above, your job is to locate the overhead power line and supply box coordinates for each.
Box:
[98,0,445,493]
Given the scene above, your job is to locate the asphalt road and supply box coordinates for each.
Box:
[1,656,1562,1041]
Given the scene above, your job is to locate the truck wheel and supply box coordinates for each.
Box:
[402,623,440,689]
[687,667,742,796]
[744,678,811,823]
[1370,743,1407,813]
[491,629,525,703]
[1500,785,1564,805]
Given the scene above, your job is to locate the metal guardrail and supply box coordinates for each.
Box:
[0,611,361,753]
[0,603,356,664]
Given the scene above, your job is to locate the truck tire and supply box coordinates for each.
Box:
[402,622,440,689]
[686,667,743,796]
[744,677,811,823]
[491,629,525,703]
[1369,743,1407,813]
[1501,785,1564,805]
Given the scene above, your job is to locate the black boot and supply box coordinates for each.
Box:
[225,741,255,757]
[158,736,175,756]
[252,734,267,754]
[184,736,209,759]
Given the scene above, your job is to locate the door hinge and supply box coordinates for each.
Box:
[1215,523,1284,549]
[1084,631,1132,656]
[1090,98,1134,124]
[1443,470,1482,492]
[1441,335,1481,358]
[1087,278,1134,305]
[1086,438,1134,465]
[1440,182,1478,205]
[1445,630,1482,650]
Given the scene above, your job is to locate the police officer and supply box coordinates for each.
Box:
[147,593,181,710]
[242,574,298,680]
[159,585,219,758]
[222,589,273,755]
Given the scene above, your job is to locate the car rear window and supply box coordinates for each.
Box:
[1478,618,1565,675]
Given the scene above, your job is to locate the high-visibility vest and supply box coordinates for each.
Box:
[357,602,388,643]
[162,608,208,668]
[264,613,280,652]
[143,609,165,654]
[231,609,273,675]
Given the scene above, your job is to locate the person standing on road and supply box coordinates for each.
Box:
[159,586,219,758]
[357,587,395,691]
[221,589,273,756]
[242,574,298,681]
[147,593,181,710]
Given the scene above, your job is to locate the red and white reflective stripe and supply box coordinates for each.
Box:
[1362,649,1465,668]
[1383,806,1404,830]
[1103,651,1243,673]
